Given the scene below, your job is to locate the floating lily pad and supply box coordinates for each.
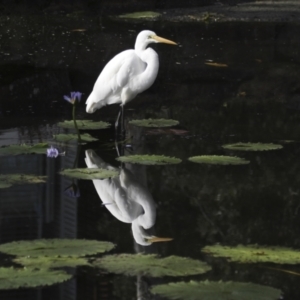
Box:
[116,155,181,165]
[93,254,211,277]
[53,133,98,142]
[188,155,250,165]
[0,174,46,189]
[118,11,161,19]
[15,256,90,269]
[151,280,281,300]
[0,239,115,257]
[60,168,118,180]
[0,267,72,290]
[0,143,49,156]
[202,244,300,264]
[222,143,283,151]
[129,118,179,128]
[57,120,110,130]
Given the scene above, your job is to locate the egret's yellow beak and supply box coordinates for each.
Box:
[153,35,177,45]
[147,236,173,243]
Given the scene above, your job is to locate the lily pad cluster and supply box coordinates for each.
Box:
[0,143,49,156]
[93,254,211,277]
[0,239,115,290]
[57,120,110,130]
[188,155,250,165]
[60,168,119,180]
[53,133,98,142]
[202,244,300,264]
[116,154,182,165]
[0,174,46,189]
[222,142,283,151]
[129,118,179,128]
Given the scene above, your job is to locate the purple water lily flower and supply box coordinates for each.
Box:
[46,146,65,158]
[64,183,80,198]
[47,146,59,158]
[63,91,82,104]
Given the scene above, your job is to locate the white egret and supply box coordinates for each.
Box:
[85,30,177,127]
[85,150,172,246]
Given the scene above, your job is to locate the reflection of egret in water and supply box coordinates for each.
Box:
[85,150,172,246]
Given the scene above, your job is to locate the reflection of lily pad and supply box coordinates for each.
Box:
[57,120,110,130]
[0,239,115,257]
[15,256,90,269]
[116,155,182,165]
[0,143,49,156]
[118,11,161,19]
[222,143,283,151]
[129,119,179,128]
[60,168,118,180]
[0,174,46,189]
[94,254,211,277]
[202,244,300,264]
[188,155,250,165]
[151,280,281,300]
[53,133,98,142]
[0,267,72,290]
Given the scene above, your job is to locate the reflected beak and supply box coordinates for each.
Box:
[147,236,173,243]
[153,35,177,45]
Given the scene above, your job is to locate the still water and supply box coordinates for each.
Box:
[1,14,300,299]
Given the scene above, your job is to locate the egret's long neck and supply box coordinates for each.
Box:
[135,47,159,93]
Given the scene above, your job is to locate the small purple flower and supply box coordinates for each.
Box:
[47,146,59,158]
[64,183,80,198]
[46,146,65,158]
[63,91,82,104]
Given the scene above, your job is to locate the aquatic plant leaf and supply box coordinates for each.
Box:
[205,62,228,67]
[57,120,110,130]
[53,133,98,142]
[202,244,300,264]
[93,254,211,277]
[0,267,72,290]
[15,256,90,268]
[0,174,46,189]
[60,168,118,180]
[188,155,250,165]
[222,143,283,151]
[118,11,161,19]
[0,239,115,257]
[116,155,182,165]
[129,118,179,128]
[0,143,49,156]
[151,280,282,300]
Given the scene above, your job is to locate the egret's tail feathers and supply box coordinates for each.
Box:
[86,92,105,113]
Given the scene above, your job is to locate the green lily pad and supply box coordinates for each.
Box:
[151,280,282,300]
[53,133,98,142]
[116,155,182,165]
[0,143,49,156]
[118,11,161,19]
[0,174,46,189]
[15,256,90,269]
[0,267,72,290]
[60,168,119,180]
[129,118,179,128]
[202,244,300,264]
[93,254,211,277]
[57,120,110,130]
[188,155,250,165]
[0,239,115,257]
[222,143,283,151]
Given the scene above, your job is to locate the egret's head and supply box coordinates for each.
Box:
[135,30,177,51]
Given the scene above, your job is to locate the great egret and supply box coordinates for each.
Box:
[85,30,177,127]
[85,150,172,246]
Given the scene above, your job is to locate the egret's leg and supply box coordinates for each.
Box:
[115,107,122,131]
[121,105,125,136]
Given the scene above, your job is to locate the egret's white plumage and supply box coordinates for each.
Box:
[85,150,172,246]
[86,30,177,114]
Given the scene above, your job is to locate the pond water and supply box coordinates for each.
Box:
[1,14,300,299]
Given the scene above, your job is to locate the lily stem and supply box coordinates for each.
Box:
[72,102,82,143]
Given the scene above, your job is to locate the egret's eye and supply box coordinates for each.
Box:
[148,35,152,39]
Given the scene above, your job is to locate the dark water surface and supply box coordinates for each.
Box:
[1,14,300,299]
